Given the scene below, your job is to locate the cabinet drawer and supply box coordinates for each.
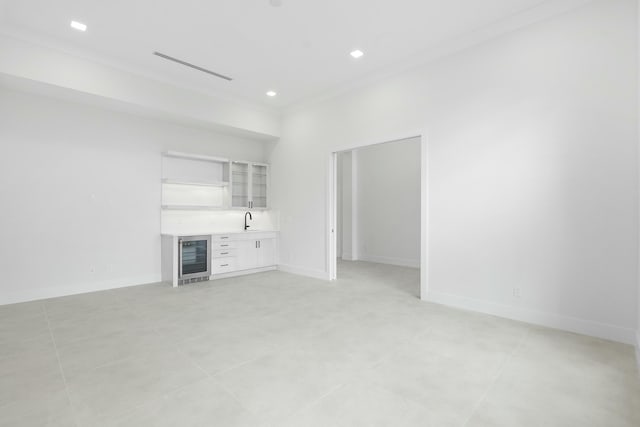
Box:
[212,248,237,258]
[212,258,237,274]
[212,241,236,250]
[212,234,235,242]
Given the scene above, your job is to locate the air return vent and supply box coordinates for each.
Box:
[153,51,233,81]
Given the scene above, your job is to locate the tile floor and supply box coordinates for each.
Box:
[0,261,639,426]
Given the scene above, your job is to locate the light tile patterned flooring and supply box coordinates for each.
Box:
[0,261,639,426]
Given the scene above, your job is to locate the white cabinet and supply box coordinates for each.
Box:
[251,164,269,209]
[256,238,276,267]
[160,153,270,211]
[235,238,276,271]
[209,232,277,278]
[236,240,258,271]
[231,161,269,209]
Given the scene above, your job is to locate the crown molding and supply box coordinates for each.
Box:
[0,0,597,116]
[0,23,281,116]
[284,0,596,114]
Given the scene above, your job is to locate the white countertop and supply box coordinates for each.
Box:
[161,230,279,237]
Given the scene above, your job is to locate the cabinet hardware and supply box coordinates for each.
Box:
[220,236,228,239]
[220,264,229,267]
[221,252,228,255]
[221,244,229,247]
[258,241,261,249]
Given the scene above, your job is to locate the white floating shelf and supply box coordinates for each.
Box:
[161,205,224,211]
[163,151,229,163]
[162,179,229,188]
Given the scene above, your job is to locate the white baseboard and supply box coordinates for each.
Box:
[359,254,420,268]
[341,253,355,261]
[278,264,329,280]
[0,274,162,306]
[425,291,636,345]
[211,266,276,280]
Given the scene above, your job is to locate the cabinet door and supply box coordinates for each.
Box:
[251,164,268,209]
[236,240,258,270]
[257,239,276,267]
[231,161,250,208]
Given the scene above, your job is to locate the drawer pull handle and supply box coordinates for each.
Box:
[220,264,229,267]
[221,237,228,239]
[221,252,228,255]
[221,244,229,247]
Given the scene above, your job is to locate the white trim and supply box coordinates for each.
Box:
[359,255,420,269]
[425,291,636,345]
[0,274,162,306]
[278,264,329,281]
[211,266,277,280]
[327,152,337,280]
[285,0,595,114]
[326,129,429,299]
[330,131,423,155]
[351,149,359,261]
[420,135,429,301]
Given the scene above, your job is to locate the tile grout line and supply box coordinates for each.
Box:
[71,299,217,426]
[159,326,264,422]
[100,376,214,425]
[210,352,272,377]
[274,382,348,426]
[130,307,263,421]
[461,327,532,427]
[42,302,81,427]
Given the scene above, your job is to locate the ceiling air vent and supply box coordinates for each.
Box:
[153,51,233,81]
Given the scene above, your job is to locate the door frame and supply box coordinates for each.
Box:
[327,130,429,300]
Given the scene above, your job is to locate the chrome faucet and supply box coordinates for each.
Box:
[244,211,252,231]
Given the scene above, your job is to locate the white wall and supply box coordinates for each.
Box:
[355,138,421,268]
[271,0,639,343]
[0,87,270,304]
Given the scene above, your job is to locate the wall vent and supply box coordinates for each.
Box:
[153,51,233,81]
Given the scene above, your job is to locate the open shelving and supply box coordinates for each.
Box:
[161,179,229,188]
[160,205,225,211]
[161,151,230,210]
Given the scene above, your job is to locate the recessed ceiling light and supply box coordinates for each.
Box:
[269,0,283,7]
[350,50,364,59]
[70,21,87,32]
[266,91,277,97]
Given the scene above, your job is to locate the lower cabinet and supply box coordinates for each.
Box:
[237,238,276,270]
[211,232,277,277]
[211,256,237,274]
[256,238,276,267]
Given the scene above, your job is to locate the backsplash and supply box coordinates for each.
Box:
[161,209,279,235]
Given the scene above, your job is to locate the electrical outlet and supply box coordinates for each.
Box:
[512,287,521,298]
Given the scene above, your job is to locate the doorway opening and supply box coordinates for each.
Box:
[328,134,428,299]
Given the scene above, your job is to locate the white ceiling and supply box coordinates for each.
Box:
[0,0,564,110]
